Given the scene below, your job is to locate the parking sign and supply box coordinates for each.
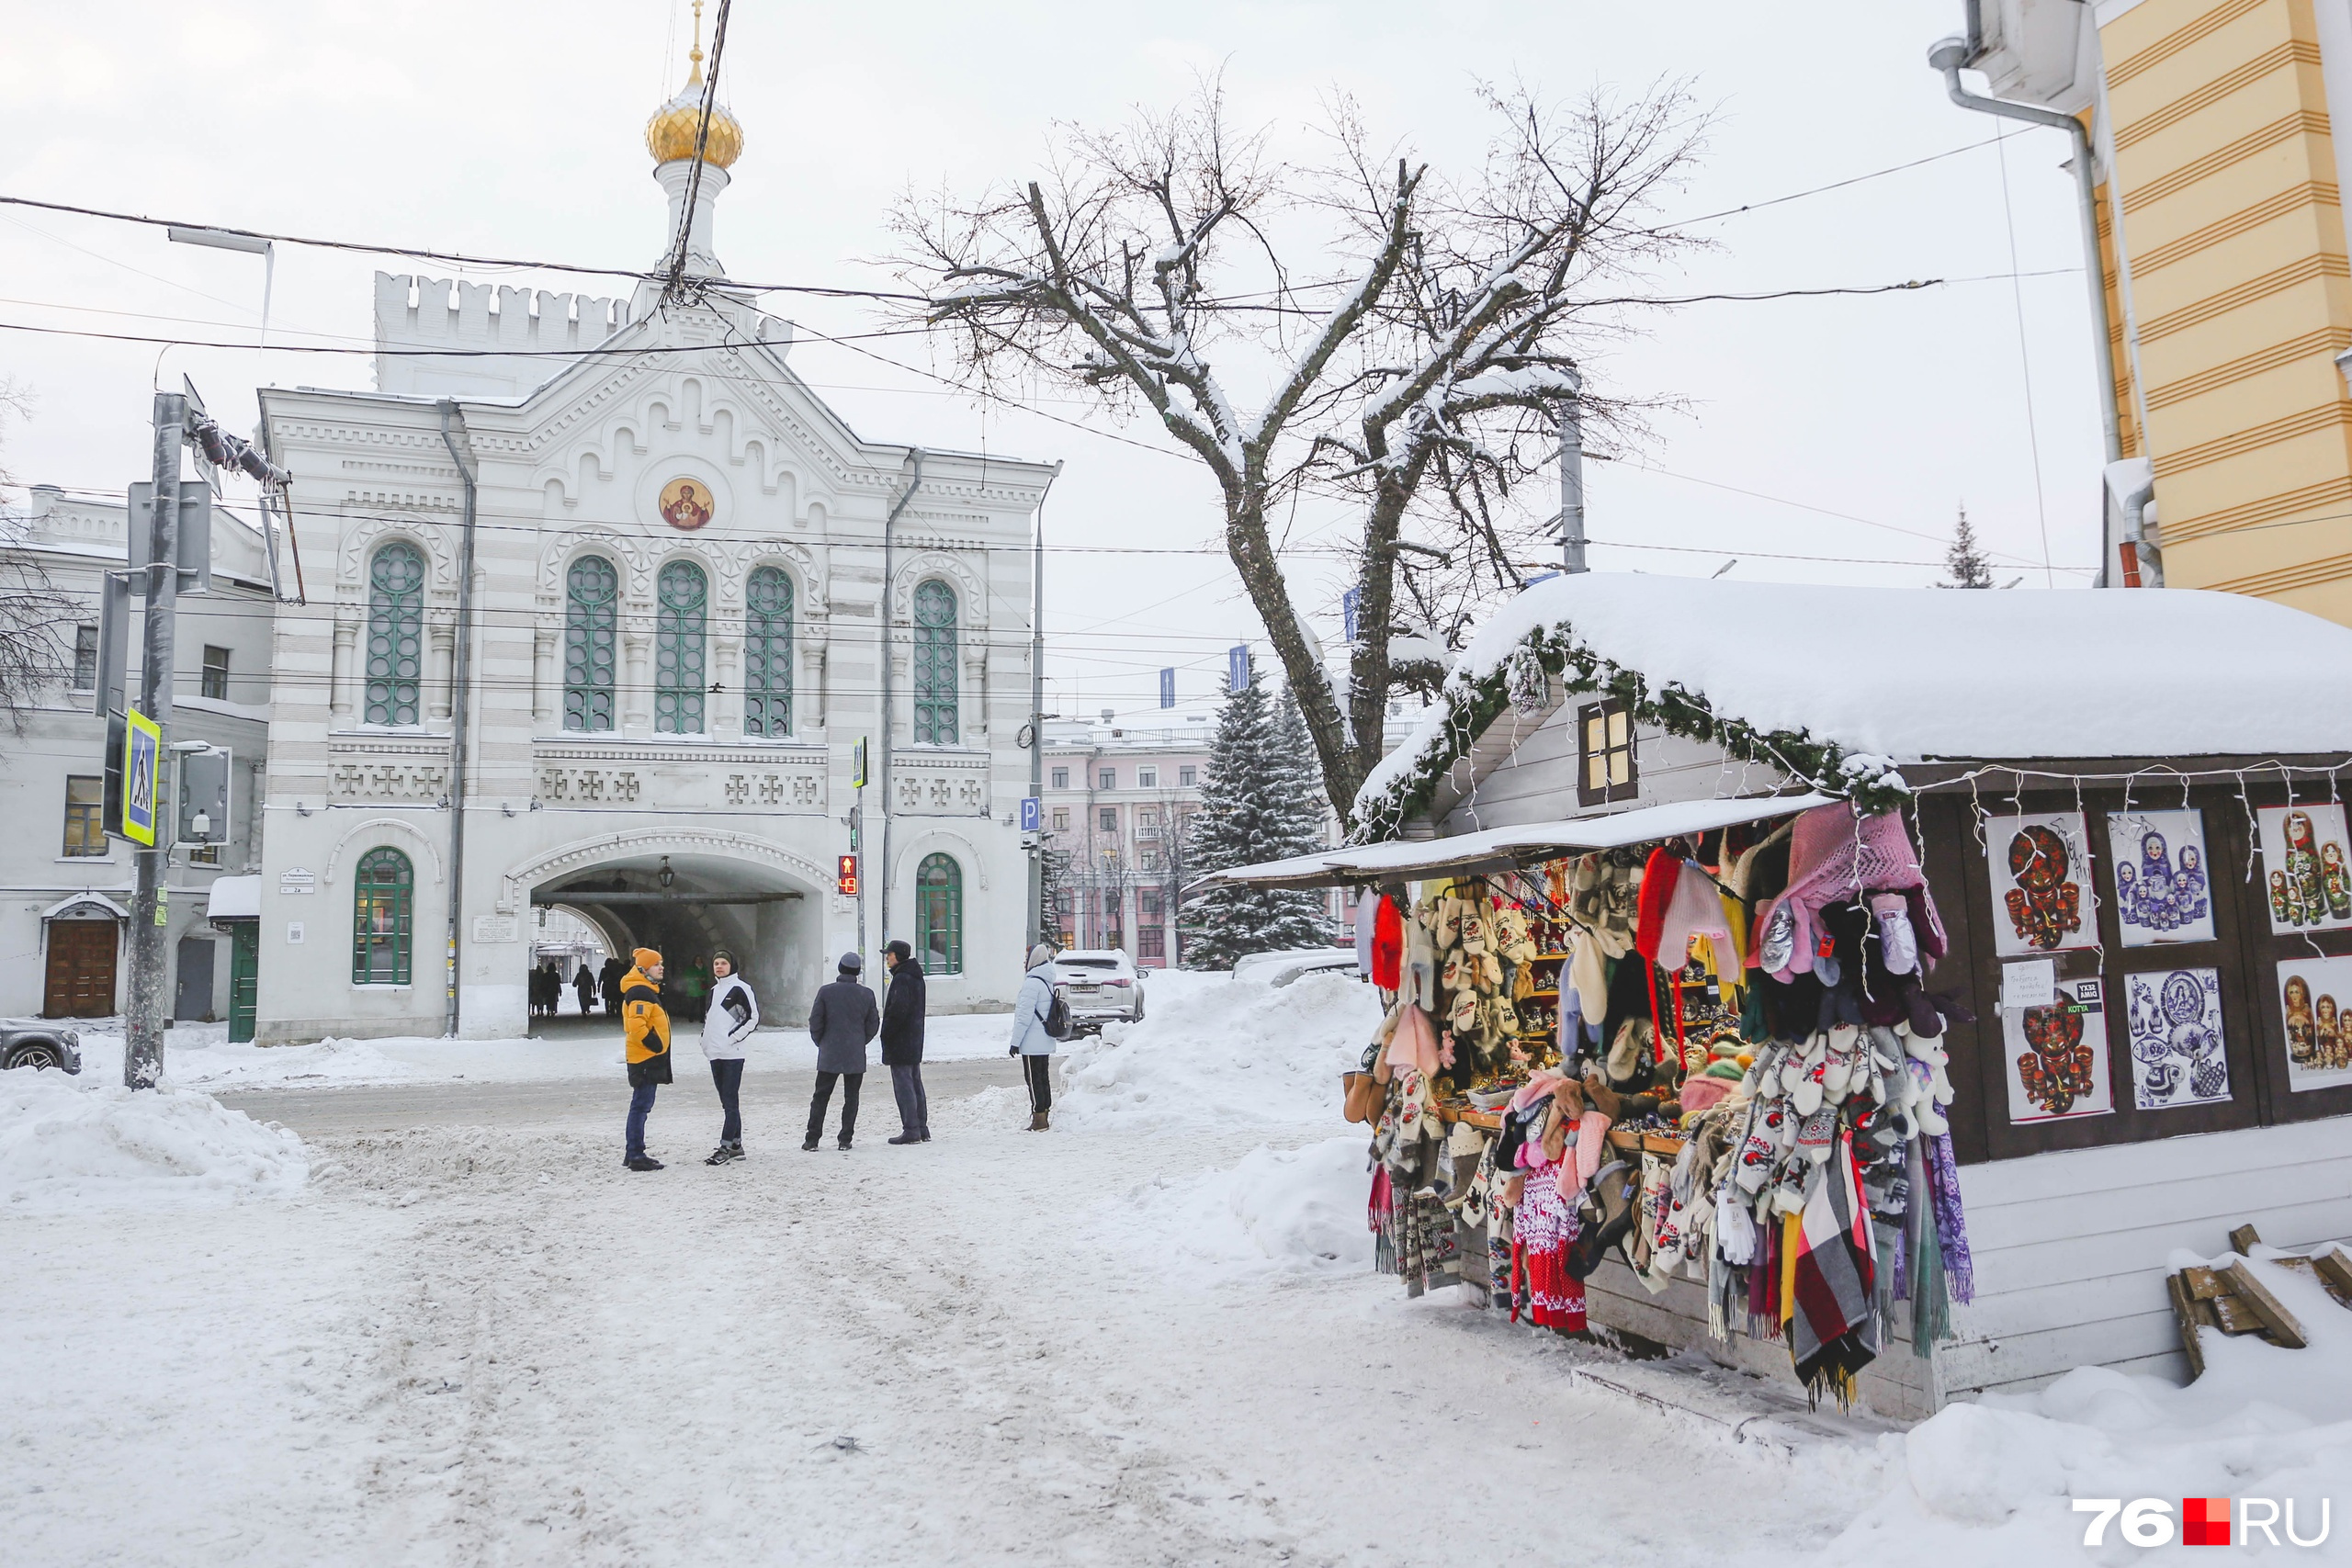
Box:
[1020,796,1042,833]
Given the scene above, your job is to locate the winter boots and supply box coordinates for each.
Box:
[887,1131,922,1145]
[704,1143,743,1166]
[1028,1111,1050,1132]
[625,1156,664,1172]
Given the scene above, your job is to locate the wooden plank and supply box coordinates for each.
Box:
[1960,1158,2352,1248]
[1935,1308,2184,1393]
[2222,1258,2310,1348]
[1959,1193,2352,1295]
[2209,1293,2266,1335]
[2167,1272,2208,1380]
[2182,1265,2225,1300]
[1956,1119,2352,1211]
[2313,1247,2352,1305]
[2230,1222,2264,1255]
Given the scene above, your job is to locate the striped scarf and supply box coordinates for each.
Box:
[1785,1130,1880,1408]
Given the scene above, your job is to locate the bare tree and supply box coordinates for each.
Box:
[893,80,1703,828]
[0,379,76,734]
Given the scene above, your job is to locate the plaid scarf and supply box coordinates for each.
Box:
[1787,1132,1879,1408]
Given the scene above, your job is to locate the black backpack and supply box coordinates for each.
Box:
[1044,987,1074,1042]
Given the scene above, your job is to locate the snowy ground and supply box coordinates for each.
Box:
[6,972,2349,1566]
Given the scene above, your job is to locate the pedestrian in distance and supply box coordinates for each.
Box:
[880,939,929,1145]
[701,948,760,1165]
[574,962,596,1016]
[805,951,878,1152]
[600,955,625,1018]
[1008,942,1062,1131]
[621,947,672,1171]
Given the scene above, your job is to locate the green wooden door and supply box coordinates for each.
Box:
[228,921,258,1043]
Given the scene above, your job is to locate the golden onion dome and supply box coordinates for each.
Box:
[644,5,744,169]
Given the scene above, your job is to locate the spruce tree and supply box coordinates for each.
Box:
[1939,505,1996,589]
[1182,671,1336,968]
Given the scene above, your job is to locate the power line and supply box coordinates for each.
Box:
[1655,129,2027,231]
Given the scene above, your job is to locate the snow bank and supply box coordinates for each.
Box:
[0,1073,308,1211]
[1824,1249,2352,1564]
[1118,1134,1375,1276]
[1057,970,1380,1131]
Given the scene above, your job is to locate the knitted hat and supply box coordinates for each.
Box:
[1753,806,1946,983]
[710,948,736,971]
[838,951,865,973]
[1634,848,1681,964]
[632,947,662,969]
[1028,942,1058,968]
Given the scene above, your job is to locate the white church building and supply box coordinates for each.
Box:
[248,39,1051,1043]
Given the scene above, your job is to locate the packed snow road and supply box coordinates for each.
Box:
[4,1061,1889,1567]
[17,975,2335,1568]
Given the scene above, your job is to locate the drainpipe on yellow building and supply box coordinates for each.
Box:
[1931,35,2129,477]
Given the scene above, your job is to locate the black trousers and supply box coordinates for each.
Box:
[710,1058,744,1144]
[1022,1054,1053,1114]
[890,1062,928,1134]
[808,1070,862,1143]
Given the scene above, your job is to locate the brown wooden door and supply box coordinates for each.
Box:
[44,919,118,1018]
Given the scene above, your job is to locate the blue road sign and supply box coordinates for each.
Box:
[1227,645,1249,692]
[1159,668,1175,708]
[1020,796,1042,833]
[1342,586,1362,644]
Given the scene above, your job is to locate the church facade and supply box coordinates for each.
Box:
[248,47,1050,1043]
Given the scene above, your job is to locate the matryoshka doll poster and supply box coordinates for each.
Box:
[1985,811,2100,957]
[2105,809,2216,947]
[2256,804,2352,935]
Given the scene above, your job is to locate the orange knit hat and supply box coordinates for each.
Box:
[632,947,662,969]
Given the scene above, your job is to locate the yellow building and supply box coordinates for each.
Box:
[1938,0,2352,618]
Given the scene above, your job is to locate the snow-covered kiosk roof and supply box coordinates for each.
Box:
[1353,576,2352,840]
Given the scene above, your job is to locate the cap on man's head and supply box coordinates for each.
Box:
[885,940,911,962]
[838,951,865,973]
[632,947,662,969]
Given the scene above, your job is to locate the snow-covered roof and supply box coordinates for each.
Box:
[1203,792,1837,890]
[1355,575,2352,832]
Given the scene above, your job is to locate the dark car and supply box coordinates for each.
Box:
[0,1021,83,1073]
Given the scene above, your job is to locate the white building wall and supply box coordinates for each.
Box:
[253,293,1047,1043]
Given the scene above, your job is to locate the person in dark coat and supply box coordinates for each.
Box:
[574,963,596,1015]
[600,955,626,1018]
[805,951,879,1151]
[880,940,929,1145]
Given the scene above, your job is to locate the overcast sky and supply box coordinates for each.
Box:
[1,1,2100,724]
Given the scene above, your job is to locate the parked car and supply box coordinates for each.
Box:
[1231,947,1361,987]
[1052,950,1145,1031]
[0,1021,83,1073]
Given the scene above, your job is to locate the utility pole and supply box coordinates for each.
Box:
[1558,373,1587,575]
[125,392,187,1089]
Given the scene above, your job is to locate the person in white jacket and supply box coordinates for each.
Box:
[1006,942,1061,1131]
[701,949,760,1164]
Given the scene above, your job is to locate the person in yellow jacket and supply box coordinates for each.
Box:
[621,947,672,1171]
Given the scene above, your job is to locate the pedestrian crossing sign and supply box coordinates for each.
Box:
[121,708,161,846]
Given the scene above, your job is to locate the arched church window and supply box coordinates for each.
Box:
[655,559,707,735]
[351,846,413,986]
[364,542,425,727]
[743,565,793,738]
[915,852,963,975]
[911,579,958,745]
[563,556,618,732]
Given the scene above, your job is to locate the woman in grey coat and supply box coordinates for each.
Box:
[1006,942,1061,1131]
[805,951,879,1151]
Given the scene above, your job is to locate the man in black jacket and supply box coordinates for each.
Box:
[880,941,929,1145]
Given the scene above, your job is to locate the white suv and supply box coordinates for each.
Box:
[1053,950,1145,1031]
